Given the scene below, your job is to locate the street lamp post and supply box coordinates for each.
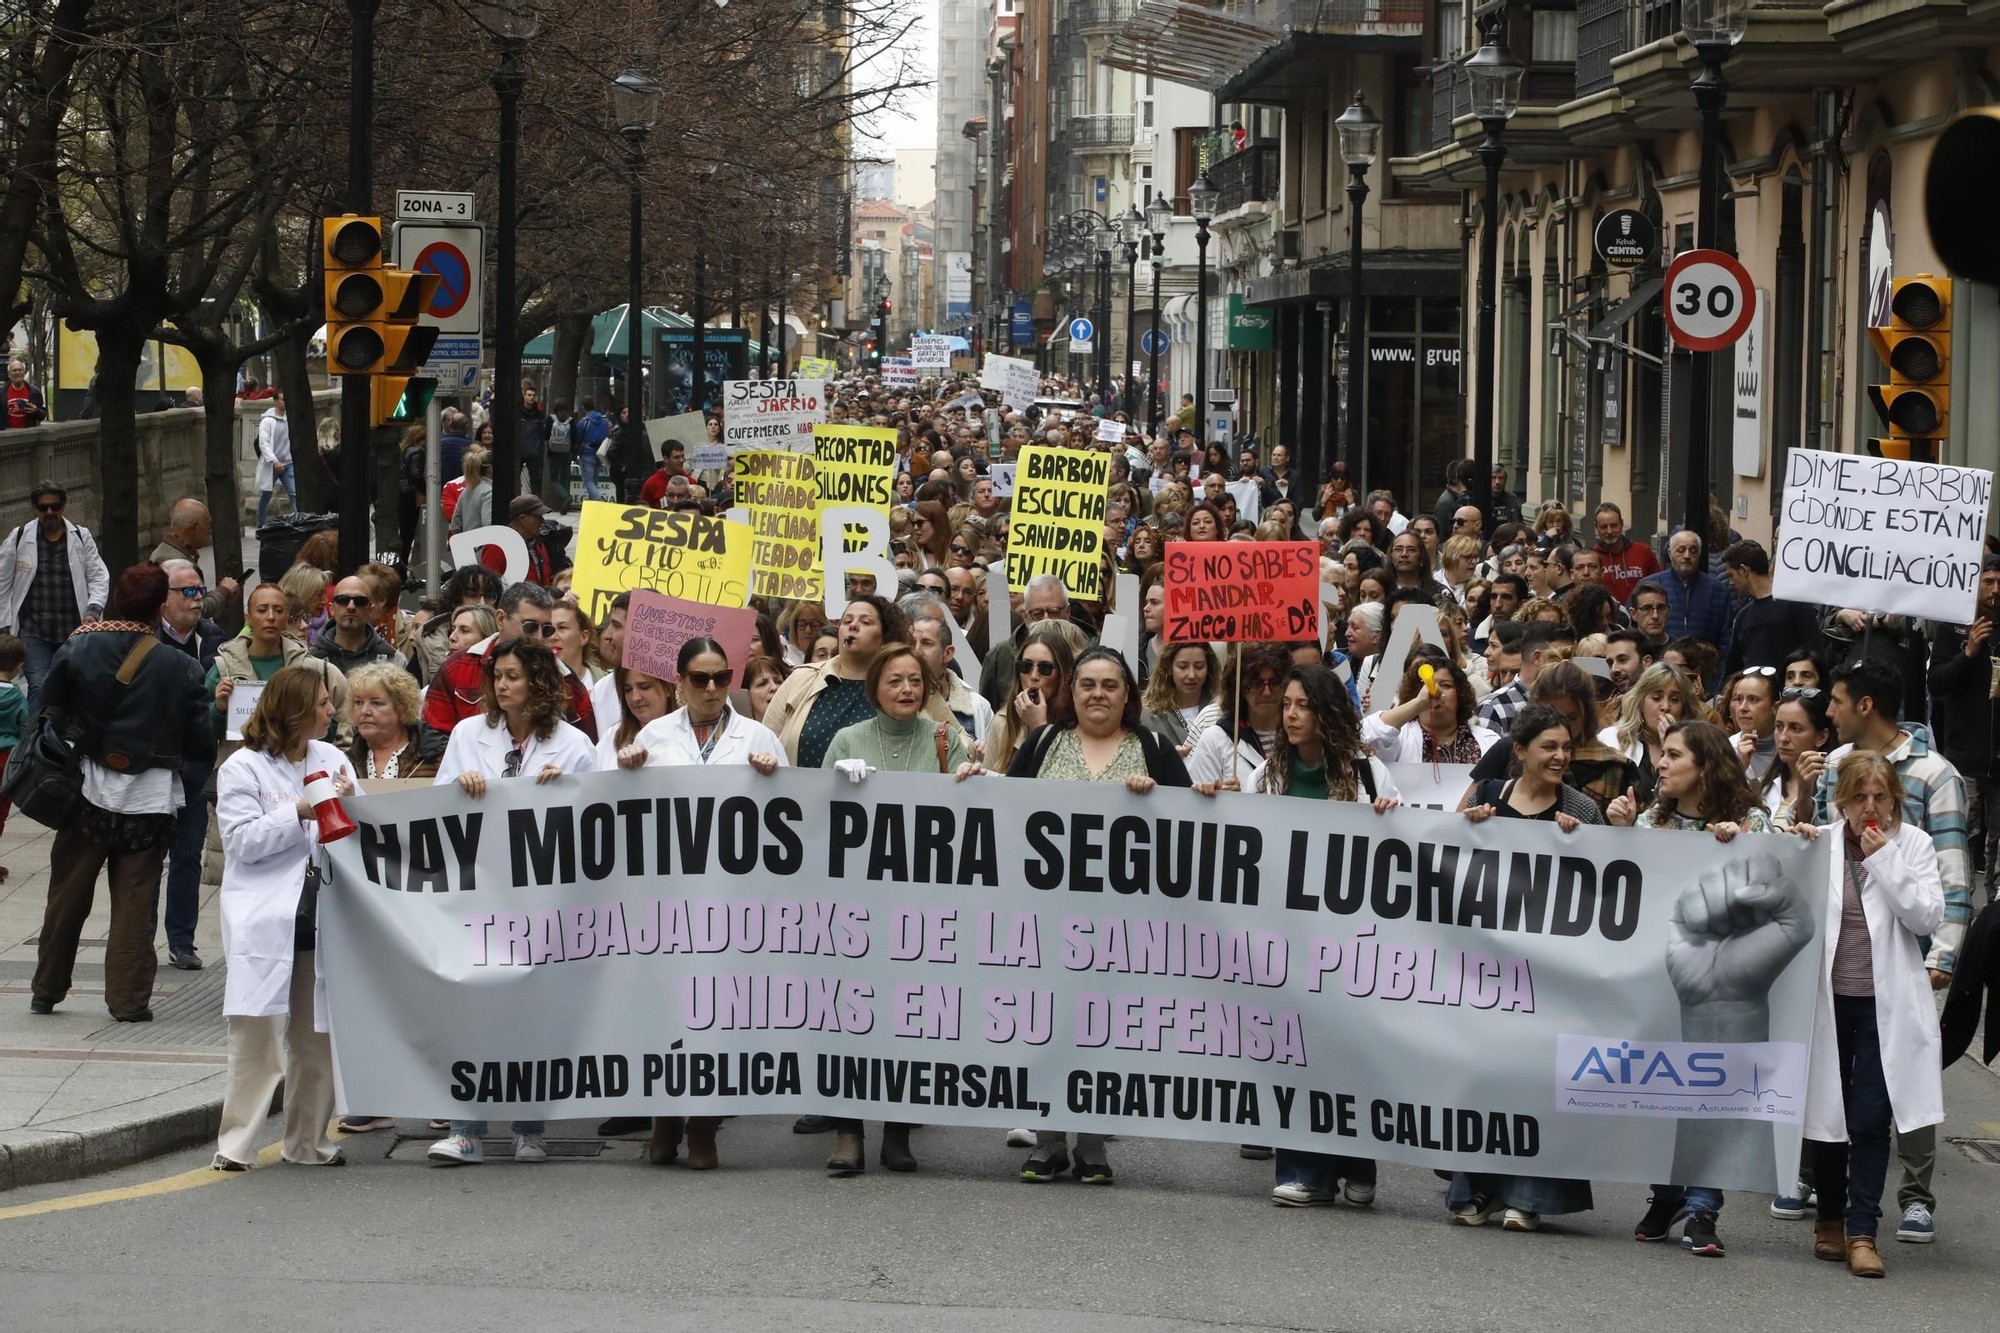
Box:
[1190,173,1218,452]
[1146,193,1169,432]
[1683,0,1748,550]
[1092,216,1113,408]
[1334,92,1381,498]
[1120,206,1142,418]
[1466,23,1524,546]
[488,1,537,518]
[612,64,660,502]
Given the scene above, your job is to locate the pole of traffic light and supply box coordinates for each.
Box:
[490,39,525,517]
[337,0,379,577]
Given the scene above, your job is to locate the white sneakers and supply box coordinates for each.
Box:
[1343,1180,1376,1206]
[1004,1128,1037,1147]
[427,1133,484,1166]
[513,1133,549,1163]
[1271,1182,1338,1207]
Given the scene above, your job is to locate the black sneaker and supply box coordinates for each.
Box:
[1072,1148,1114,1185]
[1681,1210,1725,1257]
[1021,1141,1071,1182]
[595,1117,650,1136]
[1634,1195,1687,1241]
[28,997,54,1015]
[167,946,203,971]
[792,1114,837,1135]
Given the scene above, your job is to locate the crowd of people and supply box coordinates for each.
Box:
[8,365,1996,1282]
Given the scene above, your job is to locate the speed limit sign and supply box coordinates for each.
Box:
[1664,248,1756,351]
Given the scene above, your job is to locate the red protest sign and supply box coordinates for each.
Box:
[1163,541,1320,644]
[620,590,759,683]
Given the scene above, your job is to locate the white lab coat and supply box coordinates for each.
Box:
[216,741,354,1021]
[1802,822,1947,1142]
[435,712,598,783]
[255,409,291,491]
[1360,712,1503,763]
[0,517,111,631]
[630,707,790,768]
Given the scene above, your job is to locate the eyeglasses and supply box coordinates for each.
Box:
[1016,659,1058,678]
[1781,686,1821,701]
[330,593,370,608]
[949,543,972,556]
[512,619,556,638]
[175,585,208,599]
[685,669,733,689]
[502,748,523,779]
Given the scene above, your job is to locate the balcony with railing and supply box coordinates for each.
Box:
[1067,0,1135,34]
[1251,0,1427,29]
[1428,57,1470,150]
[1067,114,1135,151]
[1208,143,1280,214]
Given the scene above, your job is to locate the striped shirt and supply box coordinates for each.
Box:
[1813,724,1970,973]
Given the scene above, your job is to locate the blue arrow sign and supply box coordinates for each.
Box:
[1068,317,1094,343]
[1141,328,1169,356]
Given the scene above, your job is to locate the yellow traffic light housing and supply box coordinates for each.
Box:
[371,375,438,427]
[1867,274,1951,449]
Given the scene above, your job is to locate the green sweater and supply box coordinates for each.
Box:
[822,710,969,775]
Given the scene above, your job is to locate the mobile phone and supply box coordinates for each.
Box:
[236,567,254,585]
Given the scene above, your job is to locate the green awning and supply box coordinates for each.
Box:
[522,304,771,360]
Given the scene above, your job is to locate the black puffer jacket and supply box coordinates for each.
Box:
[40,622,214,774]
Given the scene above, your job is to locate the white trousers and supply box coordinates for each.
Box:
[213,956,339,1167]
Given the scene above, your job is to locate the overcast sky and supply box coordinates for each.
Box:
[856,0,938,154]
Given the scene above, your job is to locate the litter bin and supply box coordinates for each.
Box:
[254,512,339,581]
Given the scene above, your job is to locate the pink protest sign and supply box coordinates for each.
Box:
[620,590,759,683]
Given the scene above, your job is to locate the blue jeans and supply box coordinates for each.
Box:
[152,758,209,952]
[450,1119,544,1137]
[1274,1148,1376,1193]
[1811,994,1894,1237]
[257,469,297,526]
[578,448,605,502]
[1650,1182,1725,1216]
[21,633,59,716]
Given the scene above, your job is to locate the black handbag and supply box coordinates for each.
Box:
[1,636,160,829]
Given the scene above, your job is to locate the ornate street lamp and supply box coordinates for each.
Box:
[611,64,660,499]
[1189,172,1219,451]
[1333,90,1381,496]
[1465,20,1524,544]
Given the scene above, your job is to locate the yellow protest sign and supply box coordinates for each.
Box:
[813,423,897,555]
[570,501,753,624]
[797,355,837,380]
[733,450,822,600]
[1007,444,1111,598]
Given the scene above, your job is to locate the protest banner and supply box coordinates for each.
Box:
[722,378,826,451]
[1095,418,1127,446]
[732,450,821,600]
[1007,444,1111,599]
[813,424,897,511]
[323,768,1829,1192]
[990,462,1016,497]
[1162,541,1320,644]
[646,412,711,462]
[621,590,759,683]
[910,334,952,369]
[881,356,917,387]
[1387,763,1479,812]
[570,501,753,624]
[979,353,1039,411]
[1771,446,1994,624]
[796,355,837,380]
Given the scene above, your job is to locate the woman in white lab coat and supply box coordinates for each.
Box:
[212,665,356,1170]
[427,638,596,1167]
[1794,750,1945,1278]
[614,636,784,1170]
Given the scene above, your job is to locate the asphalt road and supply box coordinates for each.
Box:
[6,1067,2000,1333]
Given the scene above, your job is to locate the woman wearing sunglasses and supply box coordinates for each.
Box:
[427,639,596,1168]
[1721,666,1781,786]
[611,637,783,1171]
[984,620,1087,773]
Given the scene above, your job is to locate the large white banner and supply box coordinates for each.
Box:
[980,353,1039,411]
[321,769,1829,1190]
[1772,446,1992,624]
[722,378,826,450]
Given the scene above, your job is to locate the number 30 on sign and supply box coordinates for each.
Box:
[1664,248,1756,352]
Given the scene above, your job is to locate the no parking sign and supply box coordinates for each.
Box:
[392,222,484,336]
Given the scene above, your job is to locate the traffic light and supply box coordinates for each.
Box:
[371,374,438,428]
[321,214,443,377]
[1867,275,1951,460]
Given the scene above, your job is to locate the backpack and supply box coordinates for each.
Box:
[548,415,573,453]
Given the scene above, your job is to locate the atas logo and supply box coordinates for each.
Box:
[1555,1034,1805,1123]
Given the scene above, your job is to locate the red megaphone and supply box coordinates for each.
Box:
[303,770,357,843]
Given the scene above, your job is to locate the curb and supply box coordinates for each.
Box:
[0,1082,227,1193]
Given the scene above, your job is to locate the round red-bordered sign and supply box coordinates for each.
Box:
[1664,249,1756,352]
[413,241,472,320]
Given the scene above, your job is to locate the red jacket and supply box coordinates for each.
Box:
[1596,538,1662,606]
[421,635,595,742]
[638,464,691,509]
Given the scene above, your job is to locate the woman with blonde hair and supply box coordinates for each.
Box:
[448,447,492,536]
[1599,661,1702,801]
[212,666,355,1170]
[1140,640,1217,750]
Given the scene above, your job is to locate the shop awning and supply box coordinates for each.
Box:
[1102,1,1283,91]
[1586,277,1664,340]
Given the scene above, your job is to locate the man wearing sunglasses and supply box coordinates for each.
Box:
[154,560,223,971]
[312,576,410,678]
[419,579,594,756]
[0,481,110,712]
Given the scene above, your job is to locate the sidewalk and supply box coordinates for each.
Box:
[0,816,233,1191]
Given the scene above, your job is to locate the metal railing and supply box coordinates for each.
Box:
[1576,0,1630,96]
[1066,0,1135,32]
[1067,114,1135,150]
[1209,143,1279,212]
[1263,0,1427,27]
[1429,58,1469,148]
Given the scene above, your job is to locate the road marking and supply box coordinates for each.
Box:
[1979,1121,2000,1137]
[0,1124,350,1222]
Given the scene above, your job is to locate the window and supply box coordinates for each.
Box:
[1142,101,1154,128]
[1532,9,1578,63]
[1437,0,1464,58]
